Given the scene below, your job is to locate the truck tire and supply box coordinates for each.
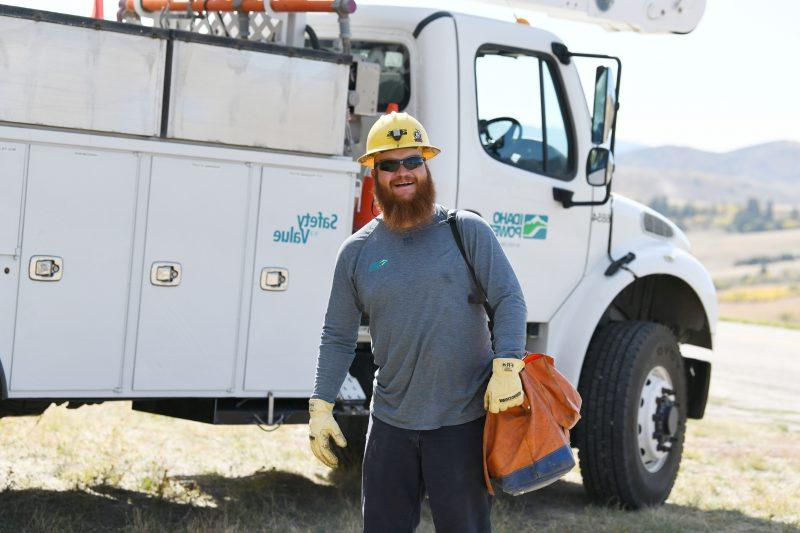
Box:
[573,320,687,509]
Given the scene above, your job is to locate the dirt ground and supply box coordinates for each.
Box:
[1,321,798,532]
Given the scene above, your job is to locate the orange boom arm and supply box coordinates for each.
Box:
[124,0,354,13]
[270,0,354,12]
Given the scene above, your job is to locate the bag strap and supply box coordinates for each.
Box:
[446,209,495,325]
[482,415,495,495]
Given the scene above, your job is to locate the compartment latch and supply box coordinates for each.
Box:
[28,256,63,281]
[150,262,182,286]
[260,267,288,291]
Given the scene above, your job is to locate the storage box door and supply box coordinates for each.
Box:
[244,167,354,393]
[0,142,26,386]
[11,145,138,392]
[167,40,348,155]
[0,14,165,136]
[133,156,251,392]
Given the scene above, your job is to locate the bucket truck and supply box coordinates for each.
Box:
[0,0,713,508]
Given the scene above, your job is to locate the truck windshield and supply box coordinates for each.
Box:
[320,40,411,112]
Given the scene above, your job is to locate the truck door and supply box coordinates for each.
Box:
[454,16,593,324]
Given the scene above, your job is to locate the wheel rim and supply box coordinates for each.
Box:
[637,365,678,473]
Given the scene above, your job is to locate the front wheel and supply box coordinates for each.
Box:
[573,321,688,509]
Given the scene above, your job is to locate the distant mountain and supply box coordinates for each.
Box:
[612,141,800,205]
[613,140,652,155]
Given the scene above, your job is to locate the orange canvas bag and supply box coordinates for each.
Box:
[444,211,582,494]
[482,352,582,496]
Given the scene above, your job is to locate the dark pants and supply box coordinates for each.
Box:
[361,413,492,533]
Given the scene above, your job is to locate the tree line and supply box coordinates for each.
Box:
[647,196,800,232]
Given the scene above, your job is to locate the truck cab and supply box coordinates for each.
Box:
[311,5,717,508]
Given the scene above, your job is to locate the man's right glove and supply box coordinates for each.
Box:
[308,398,347,468]
[484,357,526,413]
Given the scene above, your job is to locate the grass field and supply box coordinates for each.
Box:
[685,228,800,274]
[1,392,798,532]
[687,228,800,328]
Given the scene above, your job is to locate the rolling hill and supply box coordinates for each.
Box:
[612,141,800,205]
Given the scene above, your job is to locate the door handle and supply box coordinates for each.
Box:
[552,186,611,208]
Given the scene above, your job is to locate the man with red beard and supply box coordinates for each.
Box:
[309,112,527,532]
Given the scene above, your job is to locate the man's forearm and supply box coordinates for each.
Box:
[313,339,356,403]
[489,290,527,359]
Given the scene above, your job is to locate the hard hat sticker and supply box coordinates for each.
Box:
[413,129,422,142]
[387,128,407,141]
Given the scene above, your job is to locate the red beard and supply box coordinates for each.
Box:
[373,165,437,232]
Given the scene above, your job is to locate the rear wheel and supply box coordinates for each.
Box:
[573,320,687,509]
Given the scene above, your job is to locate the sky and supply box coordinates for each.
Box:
[508,0,800,153]
[4,0,799,153]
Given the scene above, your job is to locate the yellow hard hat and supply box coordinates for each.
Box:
[357,111,441,169]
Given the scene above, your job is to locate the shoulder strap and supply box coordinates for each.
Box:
[446,209,495,323]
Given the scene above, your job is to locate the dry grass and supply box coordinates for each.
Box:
[717,283,800,328]
[718,284,800,302]
[684,228,800,328]
[686,229,800,274]
[717,295,800,329]
[1,396,798,532]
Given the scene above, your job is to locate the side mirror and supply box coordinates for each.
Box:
[586,147,613,186]
[591,66,616,145]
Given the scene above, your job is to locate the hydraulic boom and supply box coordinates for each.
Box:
[470,0,704,33]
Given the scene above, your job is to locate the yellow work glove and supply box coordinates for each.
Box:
[484,357,526,413]
[308,398,347,468]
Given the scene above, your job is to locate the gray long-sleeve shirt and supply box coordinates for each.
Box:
[312,203,527,430]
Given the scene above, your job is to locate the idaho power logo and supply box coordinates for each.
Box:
[273,211,338,244]
[491,212,548,240]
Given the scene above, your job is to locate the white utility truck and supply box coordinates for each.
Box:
[0,0,715,509]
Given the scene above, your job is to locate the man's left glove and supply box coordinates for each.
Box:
[308,398,348,468]
[484,357,526,413]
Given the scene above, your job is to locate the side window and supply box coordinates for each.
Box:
[320,39,411,112]
[475,46,573,179]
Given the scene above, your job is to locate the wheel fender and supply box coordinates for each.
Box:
[547,244,718,387]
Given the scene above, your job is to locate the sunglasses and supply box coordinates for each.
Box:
[375,155,425,172]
